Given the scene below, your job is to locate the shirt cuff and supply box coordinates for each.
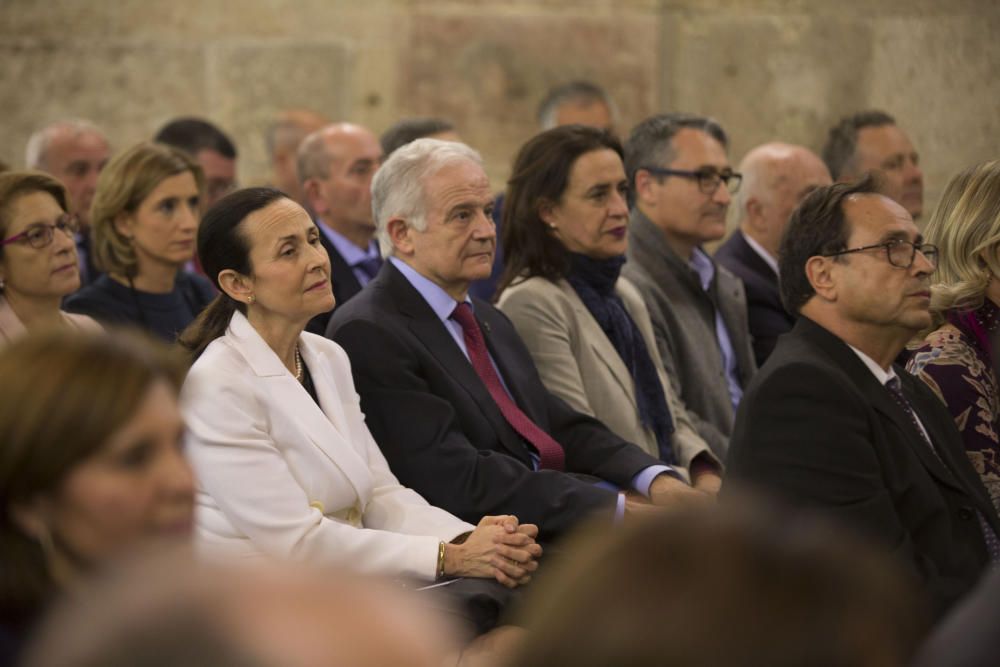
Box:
[614,491,626,525]
[632,465,681,497]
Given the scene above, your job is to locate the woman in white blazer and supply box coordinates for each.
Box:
[178,187,540,585]
[495,126,722,491]
[0,171,99,344]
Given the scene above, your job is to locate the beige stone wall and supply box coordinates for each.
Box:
[2,0,997,215]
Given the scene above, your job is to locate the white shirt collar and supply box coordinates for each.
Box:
[846,343,897,386]
[741,231,779,277]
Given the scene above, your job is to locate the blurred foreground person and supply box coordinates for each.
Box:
[0,171,99,343]
[511,502,925,667]
[21,554,459,667]
[64,142,215,341]
[0,330,194,663]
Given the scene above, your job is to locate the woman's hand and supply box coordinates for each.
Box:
[443,515,542,588]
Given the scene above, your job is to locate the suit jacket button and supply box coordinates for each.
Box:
[958,507,974,520]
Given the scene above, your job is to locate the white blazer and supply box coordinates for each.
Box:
[182,312,473,580]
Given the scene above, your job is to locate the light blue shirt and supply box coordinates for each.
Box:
[690,248,744,412]
[389,257,677,519]
[316,220,381,287]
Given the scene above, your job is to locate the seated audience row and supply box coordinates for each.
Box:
[177,187,540,605]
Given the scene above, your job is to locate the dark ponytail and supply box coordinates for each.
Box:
[178,187,288,359]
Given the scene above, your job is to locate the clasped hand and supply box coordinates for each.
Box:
[445,515,542,588]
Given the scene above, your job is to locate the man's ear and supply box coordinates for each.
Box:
[633,171,658,208]
[745,197,765,233]
[386,217,413,257]
[218,269,254,304]
[805,255,837,301]
[302,179,324,215]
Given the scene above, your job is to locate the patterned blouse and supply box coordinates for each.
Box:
[907,301,1000,511]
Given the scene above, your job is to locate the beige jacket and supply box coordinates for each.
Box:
[498,275,720,479]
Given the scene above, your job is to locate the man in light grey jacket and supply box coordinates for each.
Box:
[623,113,756,457]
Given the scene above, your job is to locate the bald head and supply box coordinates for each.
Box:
[299,123,383,246]
[25,120,110,228]
[735,143,832,257]
[267,109,329,204]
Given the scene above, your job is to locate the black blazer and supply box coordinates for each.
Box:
[326,261,662,541]
[726,316,999,617]
[305,232,364,335]
[714,231,794,367]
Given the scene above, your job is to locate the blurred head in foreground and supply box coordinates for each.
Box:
[0,330,193,625]
[512,501,926,667]
[21,552,456,667]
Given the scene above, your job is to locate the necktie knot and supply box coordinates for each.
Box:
[355,256,383,281]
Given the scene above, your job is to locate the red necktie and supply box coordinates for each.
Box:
[451,302,565,471]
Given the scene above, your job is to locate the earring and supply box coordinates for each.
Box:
[247,295,255,305]
[0,278,5,290]
[547,223,557,230]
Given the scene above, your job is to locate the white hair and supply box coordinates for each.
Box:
[25,119,107,170]
[371,138,483,258]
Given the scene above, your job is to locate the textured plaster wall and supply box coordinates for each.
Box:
[1,0,997,214]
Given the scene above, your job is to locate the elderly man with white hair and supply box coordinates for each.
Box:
[326,138,702,543]
[715,142,832,366]
[25,119,111,284]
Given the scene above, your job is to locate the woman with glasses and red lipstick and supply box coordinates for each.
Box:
[496,125,722,494]
[0,172,99,342]
[64,143,215,342]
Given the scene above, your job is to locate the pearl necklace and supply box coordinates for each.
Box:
[294,345,303,382]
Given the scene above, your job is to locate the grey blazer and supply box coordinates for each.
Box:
[497,275,719,477]
[623,209,756,458]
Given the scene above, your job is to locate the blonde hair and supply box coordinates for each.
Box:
[925,160,1000,316]
[90,142,203,277]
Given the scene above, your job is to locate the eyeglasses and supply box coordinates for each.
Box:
[822,239,939,270]
[640,166,742,194]
[1,214,80,249]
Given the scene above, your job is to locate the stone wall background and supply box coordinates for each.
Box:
[2,0,998,216]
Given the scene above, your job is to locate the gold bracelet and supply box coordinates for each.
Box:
[437,541,447,579]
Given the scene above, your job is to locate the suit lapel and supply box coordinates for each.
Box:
[561,282,638,410]
[799,318,965,491]
[229,313,373,506]
[385,265,533,464]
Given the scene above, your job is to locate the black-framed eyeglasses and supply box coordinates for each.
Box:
[0,213,80,249]
[640,166,742,194]
[822,239,939,270]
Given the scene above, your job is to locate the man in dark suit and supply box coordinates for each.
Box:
[298,123,384,334]
[726,174,1000,618]
[327,138,703,542]
[715,142,832,366]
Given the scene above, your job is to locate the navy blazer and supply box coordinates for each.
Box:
[305,232,364,335]
[727,316,999,618]
[714,230,794,367]
[326,261,662,541]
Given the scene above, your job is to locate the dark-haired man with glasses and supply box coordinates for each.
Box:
[726,174,1000,619]
[623,113,756,458]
